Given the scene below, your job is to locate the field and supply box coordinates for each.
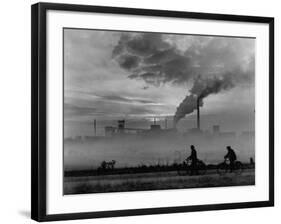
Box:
[64,168,255,194]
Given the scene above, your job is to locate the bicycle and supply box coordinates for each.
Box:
[216,158,243,175]
[177,158,207,176]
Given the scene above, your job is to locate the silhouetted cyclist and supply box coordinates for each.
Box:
[186,145,198,175]
[224,146,237,172]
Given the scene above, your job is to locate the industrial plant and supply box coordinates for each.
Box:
[65,98,253,143]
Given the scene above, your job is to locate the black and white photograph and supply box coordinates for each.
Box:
[63,29,256,195]
[29,2,274,222]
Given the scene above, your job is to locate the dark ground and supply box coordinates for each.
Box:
[64,168,255,194]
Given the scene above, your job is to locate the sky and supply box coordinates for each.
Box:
[64,28,255,137]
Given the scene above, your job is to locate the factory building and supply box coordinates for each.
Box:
[104,119,175,138]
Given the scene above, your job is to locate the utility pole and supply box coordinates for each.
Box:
[197,97,200,130]
[94,119,96,136]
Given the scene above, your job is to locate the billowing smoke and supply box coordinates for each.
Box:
[173,63,254,126]
[174,74,235,125]
[112,32,255,126]
[173,95,202,125]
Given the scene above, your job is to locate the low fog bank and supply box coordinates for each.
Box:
[64,134,254,171]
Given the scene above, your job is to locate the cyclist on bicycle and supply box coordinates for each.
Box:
[224,146,237,172]
[186,145,198,175]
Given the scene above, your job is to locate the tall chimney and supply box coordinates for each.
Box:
[197,97,200,130]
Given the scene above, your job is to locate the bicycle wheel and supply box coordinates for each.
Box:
[217,163,227,175]
[197,161,207,175]
[234,161,243,175]
[177,164,190,176]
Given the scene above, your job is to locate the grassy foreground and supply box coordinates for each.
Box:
[64,169,255,194]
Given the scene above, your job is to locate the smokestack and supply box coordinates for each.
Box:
[197,97,200,130]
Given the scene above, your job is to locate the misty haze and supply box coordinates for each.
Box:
[63,28,255,194]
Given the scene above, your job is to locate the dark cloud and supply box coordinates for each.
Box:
[112,33,194,86]
[144,49,176,64]
[125,33,170,56]
[112,32,255,125]
[113,33,254,87]
[116,54,140,70]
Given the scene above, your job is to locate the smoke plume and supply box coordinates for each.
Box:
[173,95,201,125]
[112,32,255,125]
[174,74,234,125]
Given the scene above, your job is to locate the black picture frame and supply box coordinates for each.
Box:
[31,2,274,222]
